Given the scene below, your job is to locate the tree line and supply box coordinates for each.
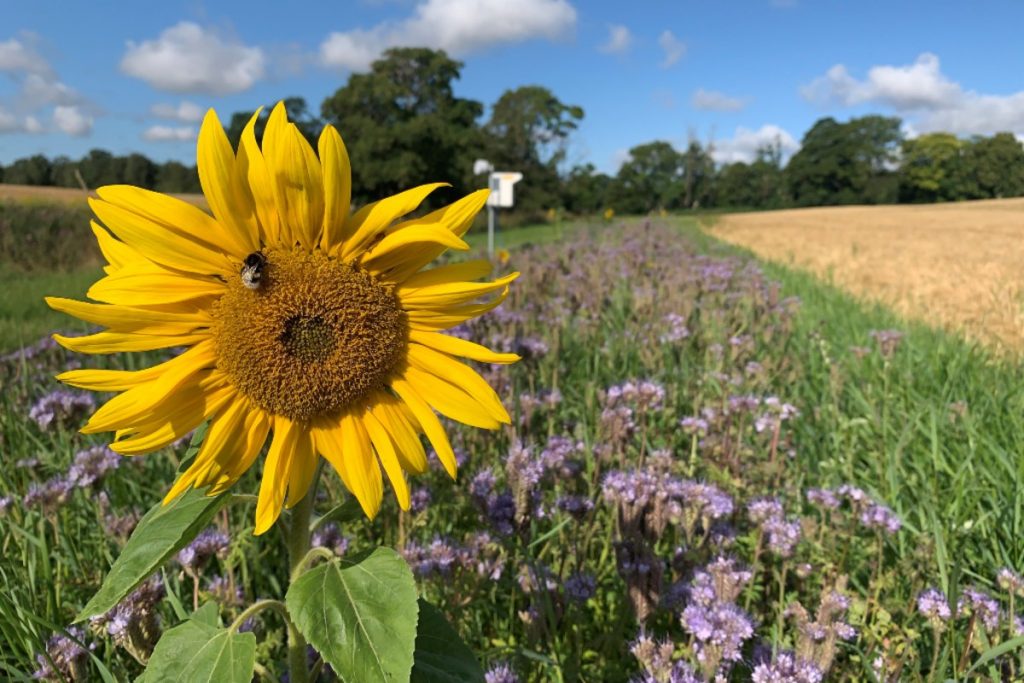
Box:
[4,47,1024,217]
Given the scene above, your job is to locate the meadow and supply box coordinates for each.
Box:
[3,195,1024,682]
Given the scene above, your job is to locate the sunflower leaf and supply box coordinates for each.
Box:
[141,606,255,683]
[286,547,419,683]
[75,488,228,621]
[411,599,485,683]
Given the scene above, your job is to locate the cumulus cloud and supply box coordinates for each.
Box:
[0,33,91,135]
[692,88,747,112]
[150,100,205,123]
[599,24,632,55]
[712,124,799,164]
[658,30,686,68]
[121,22,265,94]
[53,105,92,136]
[802,52,1024,137]
[320,0,577,71]
[142,124,197,142]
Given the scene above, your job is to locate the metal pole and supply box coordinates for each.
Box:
[487,205,495,257]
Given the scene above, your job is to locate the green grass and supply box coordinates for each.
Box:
[0,265,98,352]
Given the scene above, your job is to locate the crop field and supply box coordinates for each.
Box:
[4,197,1024,682]
[707,198,1024,354]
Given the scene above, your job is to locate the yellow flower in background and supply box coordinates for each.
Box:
[496,248,511,266]
[603,208,615,221]
[47,102,519,534]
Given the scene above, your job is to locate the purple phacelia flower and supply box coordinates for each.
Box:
[806,488,840,510]
[958,587,1000,631]
[29,390,95,430]
[66,446,120,489]
[564,572,596,603]
[998,568,1024,596]
[747,498,784,525]
[311,522,349,557]
[859,503,901,535]
[484,663,520,683]
[32,626,93,682]
[751,651,823,683]
[176,528,229,574]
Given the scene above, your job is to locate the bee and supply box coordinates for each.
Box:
[240,251,267,290]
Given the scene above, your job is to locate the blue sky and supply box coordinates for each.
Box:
[3,0,1024,174]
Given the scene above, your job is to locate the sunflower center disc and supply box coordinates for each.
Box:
[212,248,407,421]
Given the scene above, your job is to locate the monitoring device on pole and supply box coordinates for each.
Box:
[473,158,523,256]
[487,172,523,208]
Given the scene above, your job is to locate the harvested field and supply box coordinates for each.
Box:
[708,198,1024,353]
[0,182,206,207]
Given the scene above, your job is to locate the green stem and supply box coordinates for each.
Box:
[286,488,316,683]
[228,599,290,632]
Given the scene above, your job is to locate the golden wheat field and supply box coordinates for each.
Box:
[708,198,1024,353]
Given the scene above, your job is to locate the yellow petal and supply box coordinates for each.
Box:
[396,259,493,289]
[408,330,519,364]
[195,110,259,255]
[361,409,410,510]
[407,343,510,424]
[340,183,448,261]
[82,343,216,433]
[164,393,250,502]
[361,225,469,274]
[398,272,519,309]
[54,331,209,354]
[88,264,225,306]
[97,184,251,261]
[405,288,510,331]
[381,189,489,282]
[45,297,210,335]
[262,102,324,250]
[110,380,234,455]
[90,197,233,276]
[236,108,281,245]
[91,221,139,272]
[206,406,271,495]
[390,377,458,478]
[254,416,298,535]
[285,428,317,509]
[367,394,428,474]
[402,365,502,429]
[318,124,352,251]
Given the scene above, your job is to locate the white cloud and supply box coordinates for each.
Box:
[142,125,198,142]
[801,52,1024,137]
[150,100,205,123]
[599,24,632,55]
[658,30,686,68]
[121,22,265,94]
[0,34,90,135]
[320,0,577,71]
[0,33,51,75]
[610,147,631,172]
[712,124,799,164]
[52,105,92,136]
[692,88,747,112]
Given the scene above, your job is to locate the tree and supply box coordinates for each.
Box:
[156,161,200,194]
[611,141,683,213]
[563,163,612,214]
[3,155,52,185]
[681,139,714,209]
[483,85,583,214]
[898,133,971,202]
[785,115,902,206]
[321,48,483,206]
[123,153,158,190]
[964,132,1024,199]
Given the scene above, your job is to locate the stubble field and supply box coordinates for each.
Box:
[708,198,1024,354]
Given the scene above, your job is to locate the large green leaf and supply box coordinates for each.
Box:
[76,488,228,621]
[412,600,485,683]
[287,547,419,683]
[142,605,256,683]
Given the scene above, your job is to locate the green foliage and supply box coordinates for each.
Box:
[321,48,484,206]
[611,141,682,213]
[785,115,902,206]
[142,603,256,683]
[411,600,485,683]
[898,132,971,202]
[965,132,1024,199]
[77,488,229,621]
[286,548,419,683]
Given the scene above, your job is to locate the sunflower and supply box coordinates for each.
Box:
[46,102,518,534]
